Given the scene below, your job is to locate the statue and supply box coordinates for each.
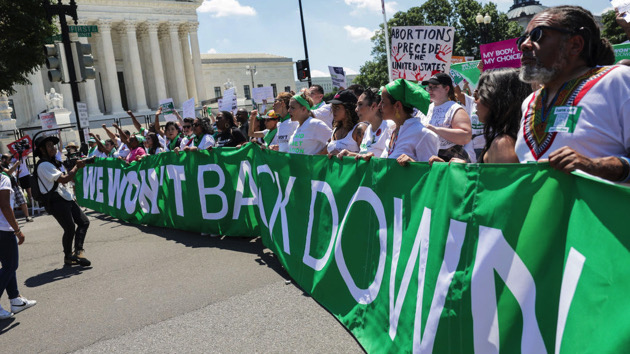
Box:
[223,79,234,90]
[45,88,64,111]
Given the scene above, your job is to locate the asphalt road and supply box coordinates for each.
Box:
[0,210,364,353]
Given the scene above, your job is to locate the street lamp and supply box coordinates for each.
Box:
[245,65,257,98]
[476,13,492,45]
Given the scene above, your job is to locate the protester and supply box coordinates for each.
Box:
[347,84,365,99]
[102,124,130,159]
[87,138,98,157]
[88,133,115,158]
[62,142,79,171]
[0,169,36,319]
[112,123,146,163]
[34,135,90,267]
[285,92,332,155]
[179,117,196,149]
[248,109,279,147]
[326,90,363,155]
[420,73,472,162]
[380,79,439,165]
[144,133,164,155]
[514,5,630,182]
[184,117,216,150]
[129,110,166,149]
[153,108,182,152]
[338,88,396,160]
[0,155,32,222]
[235,108,249,139]
[455,80,485,159]
[309,85,326,110]
[270,92,299,152]
[616,8,630,42]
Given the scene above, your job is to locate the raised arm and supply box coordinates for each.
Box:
[154,107,165,137]
[89,133,111,154]
[102,124,117,141]
[248,110,258,137]
[127,110,143,133]
[112,123,130,146]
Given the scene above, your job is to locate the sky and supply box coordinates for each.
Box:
[195,0,612,78]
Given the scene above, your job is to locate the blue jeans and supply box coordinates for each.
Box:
[0,230,19,300]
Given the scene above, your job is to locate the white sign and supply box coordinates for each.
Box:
[390,26,455,82]
[182,98,195,119]
[159,98,177,122]
[252,86,274,104]
[39,112,58,130]
[83,128,90,143]
[77,102,89,128]
[221,88,238,115]
[328,66,347,89]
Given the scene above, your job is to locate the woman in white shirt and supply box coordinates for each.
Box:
[420,73,472,162]
[379,79,439,165]
[287,92,332,155]
[326,90,363,155]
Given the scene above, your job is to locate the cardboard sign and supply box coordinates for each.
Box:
[328,66,347,89]
[77,102,89,128]
[183,98,195,119]
[252,86,274,105]
[7,135,33,159]
[480,38,522,70]
[39,112,58,130]
[159,98,177,122]
[390,26,455,82]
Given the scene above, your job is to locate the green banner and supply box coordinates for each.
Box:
[76,144,630,353]
[613,42,630,63]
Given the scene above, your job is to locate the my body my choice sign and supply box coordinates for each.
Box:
[76,145,630,353]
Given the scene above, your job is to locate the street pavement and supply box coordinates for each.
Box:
[0,210,364,353]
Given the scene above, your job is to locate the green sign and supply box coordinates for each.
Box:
[450,60,481,89]
[45,34,62,44]
[613,42,630,63]
[75,144,630,353]
[68,25,98,34]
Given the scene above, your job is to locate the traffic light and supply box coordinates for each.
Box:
[296,59,310,82]
[73,41,96,81]
[44,43,67,82]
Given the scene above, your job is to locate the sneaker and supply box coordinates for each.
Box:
[0,305,13,320]
[10,296,36,314]
[25,217,33,222]
[64,255,77,266]
[74,250,91,267]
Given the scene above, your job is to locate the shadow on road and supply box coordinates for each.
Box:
[0,317,19,335]
[24,265,92,288]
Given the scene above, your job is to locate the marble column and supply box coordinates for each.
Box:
[168,22,188,105]
[159,26,175,101]
[188,22,207,103]
[97,20,125,115]
[146,21,167,104]
[119,21,149,112]
[179,24,196,102]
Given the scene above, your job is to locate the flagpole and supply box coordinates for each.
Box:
[382,0,393,82]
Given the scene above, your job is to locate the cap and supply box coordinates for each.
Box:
[66,142,79,149]
[329,90,358,105]
[88,137,96,143]
[383,79,431,115]
[131,134,145,143]
[264,110,280,119]
[33,135,60,157]
[421,73,453,87]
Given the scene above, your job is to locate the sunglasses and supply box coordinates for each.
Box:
[183,125,191,129]
[192,122,201,127]
[516,26,574,48]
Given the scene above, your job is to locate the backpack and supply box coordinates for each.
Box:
[31,160,59,206]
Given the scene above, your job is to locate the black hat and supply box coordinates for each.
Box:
[329,90,358,105]
[33,135,59,157]
[421,73,453,87]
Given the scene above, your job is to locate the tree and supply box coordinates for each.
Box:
[0,0,56,94]
[601,10,628,45]
[353,0,522,88]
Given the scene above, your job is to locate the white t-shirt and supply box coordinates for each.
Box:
[37,161,74,201]
[515,65,630,162]
[115,139,130,159]
[422,101,466,149]
[179,135,195,150]
[142,129,167,150]
[0,174,14,231]
[313,103,334,129]
[194,134,216,150]
[11,158,30,178]
[327,125,360,154]
[462,94,486,151]
[273,118,299,153]
[288,117,333,155]
[360,119,396,158]
[387,117,439,162]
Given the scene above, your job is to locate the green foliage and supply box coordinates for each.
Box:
[353,0,522,88]
[322,87,339,103]
[0,0,56,94]
[601,10,628,44]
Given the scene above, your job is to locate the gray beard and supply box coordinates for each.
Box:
[519,63,558,84]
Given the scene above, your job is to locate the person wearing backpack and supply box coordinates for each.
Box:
[34,135,90,267]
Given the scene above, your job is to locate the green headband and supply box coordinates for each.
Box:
[292,94,312,111]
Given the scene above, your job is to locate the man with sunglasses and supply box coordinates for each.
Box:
[179,117,196,149]
[514,6,630,183]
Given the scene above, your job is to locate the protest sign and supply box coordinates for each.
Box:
[613,42,630,63]
[252,86,274,105]
[159,98,177,122]
[611,0,630,21]
[39,112,58,130]
[451,56,474,64]
[450,60,481,89]
[390,26,455,82]
[182,98,195,119]
[328,66,347,89]
[76,145,630,353]
[480,38,522,70]
[76,102,89,128]
[221,88,238,115]
[7,135,33,159]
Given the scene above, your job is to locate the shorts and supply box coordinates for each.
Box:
[18,175,30,190]
[12,185,25,206]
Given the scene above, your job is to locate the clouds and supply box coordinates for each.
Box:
[207,48,217,54]
[311,70,329,77]
[197,0,256,17]
[344,0,397,15]
[344,25,375,42]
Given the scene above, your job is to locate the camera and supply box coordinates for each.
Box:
[82,156,96,165]
[14,140,30,156]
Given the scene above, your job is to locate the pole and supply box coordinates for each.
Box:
[382,0,393,82]
[297,0,312,87]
